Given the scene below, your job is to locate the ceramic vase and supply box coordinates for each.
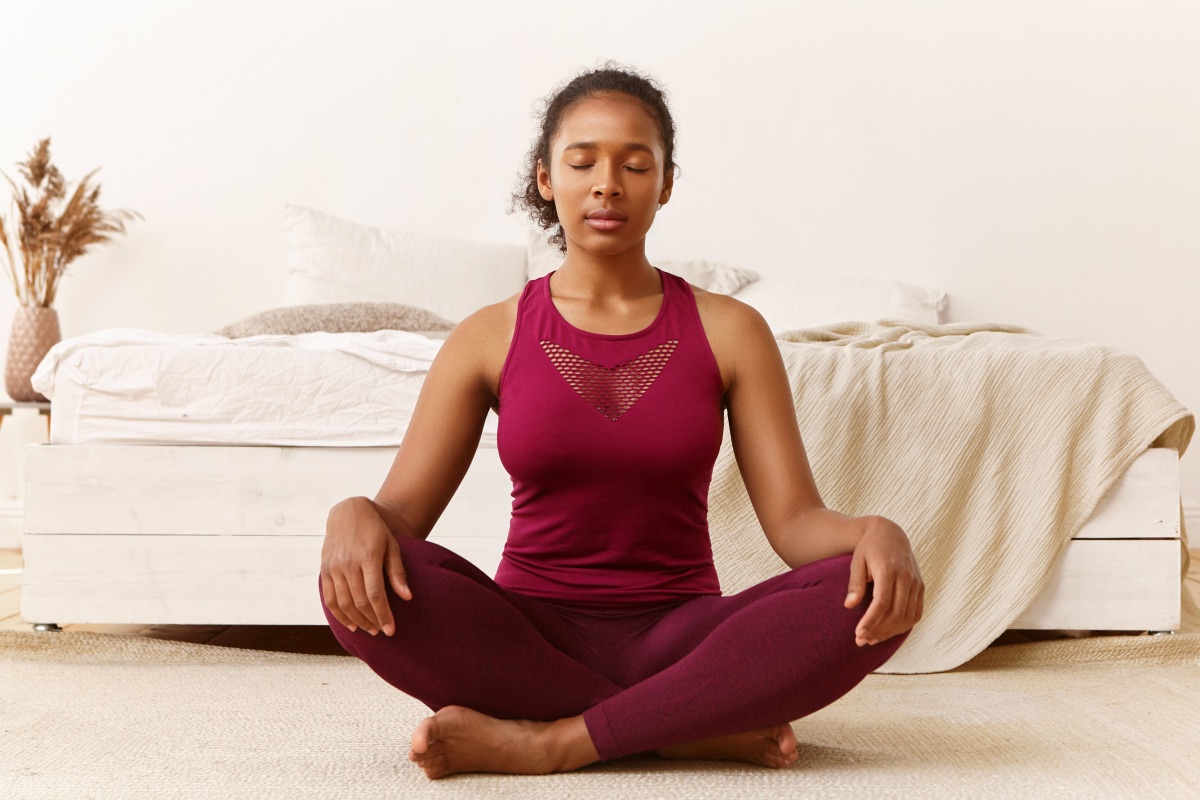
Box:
[5,306,61,402]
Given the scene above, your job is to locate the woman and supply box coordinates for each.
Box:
[319,66,923,780]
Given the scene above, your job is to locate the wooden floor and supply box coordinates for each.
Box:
[3,547,1198,655]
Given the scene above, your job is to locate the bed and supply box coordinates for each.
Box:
[18,205,1195,674]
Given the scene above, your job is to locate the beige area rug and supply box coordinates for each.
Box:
[3,632,1199,799]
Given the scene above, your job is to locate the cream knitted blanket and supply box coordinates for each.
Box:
[707,321,1194,674]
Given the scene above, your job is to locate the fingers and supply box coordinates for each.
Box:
[320,572,357,633]
[847,518,925,646]
[844,550,868,609]
[321,497,408,638]
[385,536,413,603]
[329,569,376,633]
[854,579,892,647]
[854,565,923,647]
[357,565,393,637]
[322,565,402,637]
[911,579,925,625]
[351,563,402,636]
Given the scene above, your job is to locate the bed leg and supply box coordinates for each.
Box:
[32,623,63,632]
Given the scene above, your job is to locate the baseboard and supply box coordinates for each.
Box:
[0,500,22,550]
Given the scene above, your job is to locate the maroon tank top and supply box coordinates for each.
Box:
[494,268,725,606]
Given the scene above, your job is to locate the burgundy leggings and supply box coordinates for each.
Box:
[321,537,905,760]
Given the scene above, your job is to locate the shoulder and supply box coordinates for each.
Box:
[691,285,770,338]
[435,290,522,399]
[448,291,520,347]
[689,284,777,392]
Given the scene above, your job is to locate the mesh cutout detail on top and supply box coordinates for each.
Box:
[541,339,679,421]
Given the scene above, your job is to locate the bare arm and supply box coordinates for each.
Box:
[697,291,924,646]
[320,299,515,636]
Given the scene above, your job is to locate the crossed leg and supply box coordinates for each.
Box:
[321,538,906,778]
[321,537,622,720]
[580,557,904,758]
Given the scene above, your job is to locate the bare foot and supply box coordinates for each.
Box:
[655,724,799,769]
[408,706,599,779]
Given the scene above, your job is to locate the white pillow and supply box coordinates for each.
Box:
[526,232,760,295]
[733,276,948,333]
[284,205,527,322]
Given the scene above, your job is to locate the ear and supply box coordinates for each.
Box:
[536,158,553,201]
[658,167,674,206]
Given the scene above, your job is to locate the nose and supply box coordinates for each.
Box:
[592,164,622,198]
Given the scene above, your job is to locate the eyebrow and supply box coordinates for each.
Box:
[563,141,655,155]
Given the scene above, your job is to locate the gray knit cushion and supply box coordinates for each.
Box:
[215,302,455,338]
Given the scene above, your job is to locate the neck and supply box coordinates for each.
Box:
[554,241,659,300]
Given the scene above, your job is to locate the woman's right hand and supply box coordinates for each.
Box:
[320,496,412,637]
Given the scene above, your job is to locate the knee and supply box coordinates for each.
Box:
[396,535,437,566]
[398,537,494,590]
[815,552,855,583]
[780,554,895,647]
[396,536,459,573]
[777,552,856,597]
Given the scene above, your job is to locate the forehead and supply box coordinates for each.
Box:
[552,93,664,156]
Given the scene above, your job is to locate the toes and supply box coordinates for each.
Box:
[764,747,796,770]
[420,753,451,780]
[411,715,438,756]
[757,727,800,769]
[774,725,798,757]
[771,739,799,769]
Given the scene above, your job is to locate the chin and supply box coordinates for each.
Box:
[567,230,650,258]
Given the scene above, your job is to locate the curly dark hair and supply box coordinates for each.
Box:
[511,64,678,253]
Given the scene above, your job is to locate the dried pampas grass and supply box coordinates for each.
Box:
[0,138,140,308]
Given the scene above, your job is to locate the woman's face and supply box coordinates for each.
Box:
[537,93,673,260]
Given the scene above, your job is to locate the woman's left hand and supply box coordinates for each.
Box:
[844,516,924,647]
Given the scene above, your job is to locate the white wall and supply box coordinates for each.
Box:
[2,0,1198,540]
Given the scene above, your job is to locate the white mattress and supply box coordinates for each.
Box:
[31,328,498,447]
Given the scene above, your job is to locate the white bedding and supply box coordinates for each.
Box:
[31,329,498,447]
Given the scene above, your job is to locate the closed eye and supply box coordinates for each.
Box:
[569,165,593,171]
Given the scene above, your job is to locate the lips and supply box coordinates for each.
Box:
[585,208,627,232]
[586,209,627,221]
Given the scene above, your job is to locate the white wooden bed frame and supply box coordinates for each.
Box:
[19,443,1183,633]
